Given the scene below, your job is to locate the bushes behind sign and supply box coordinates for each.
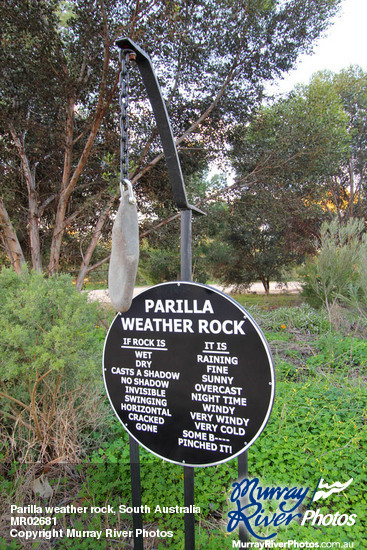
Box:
[0,268,107,463]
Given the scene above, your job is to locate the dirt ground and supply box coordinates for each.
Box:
[87,282,301,305]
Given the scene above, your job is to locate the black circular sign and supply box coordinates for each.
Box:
[103,282,274,467]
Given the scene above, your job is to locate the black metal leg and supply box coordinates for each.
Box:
[130,436,144,550]
[181,209,192,281]
[238,451,249,543]
[184,466,195,550]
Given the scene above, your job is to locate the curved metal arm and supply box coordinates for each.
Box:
[116,37,205,216]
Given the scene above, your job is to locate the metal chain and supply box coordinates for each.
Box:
[119,49,136,203]
[119,48,130,182]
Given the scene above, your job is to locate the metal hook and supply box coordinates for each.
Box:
[120,179,136,204]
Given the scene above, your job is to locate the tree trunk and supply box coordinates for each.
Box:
[0,197,26,273]
[48,8,114,276]
[48,192,69,275]
[347,157,355,218]
[48,94,75,275]
[8,125,42,271]
[48,109,108,275]
[261,277,270,295]
[28,185,42,272]
[75,199,114,291]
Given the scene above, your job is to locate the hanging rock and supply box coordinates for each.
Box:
[108,189,139,312]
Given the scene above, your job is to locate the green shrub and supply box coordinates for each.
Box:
[246,303,329,334]
[0,268,107,463]
[342,242,367,320]
[307,333,367,374]
[301,218,367,320]
[137,241,180,284]
[79,374,366,547]
[250,377,366,544]
[1,295,365,548]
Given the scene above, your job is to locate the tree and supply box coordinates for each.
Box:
[326,67,367,221]
[229,73,350,202]
[219,72,353,288]
[229,67,367,224]
[206,191,322,293]
[222,69,367,292]
[0,0,342,283]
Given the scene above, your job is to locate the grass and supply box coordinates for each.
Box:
[1,288,365,549]
[231,292,304,309]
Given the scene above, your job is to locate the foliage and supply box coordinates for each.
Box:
[139,242,181,284]
[67,363,366,548]
[0,0,342,278]
[230,73,350,190]
[232,292,303,309]
[223,69,367,288]
[0,268,107,462]
[227,67,367,262]
[307,332,367,374]
[0,300,366,548]
[301,218,367,322]
[211,71,364,291]
[341,241,367,320]
[327,66,367,220]
[250,376,366,544]
[207,191,319,293]
[140,172,229,284]
[246,303,330,334]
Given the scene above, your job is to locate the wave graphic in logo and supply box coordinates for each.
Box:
[312,477,353,503]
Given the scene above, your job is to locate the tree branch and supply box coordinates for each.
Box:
[131,53,241,185]
[75,197,115,290]
[38,194,57,217]
[0,197,26,273]
[7,123,42,270]
[0,391,31,413]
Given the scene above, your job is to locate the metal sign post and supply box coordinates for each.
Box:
[115,37,204,550]
[116,38,204,216]
[108,37,274,548]
[104,282,275,547]
[181,209,193,282]
[130,436,144,550]
[238,451,249,543]
[181,208,195,550]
